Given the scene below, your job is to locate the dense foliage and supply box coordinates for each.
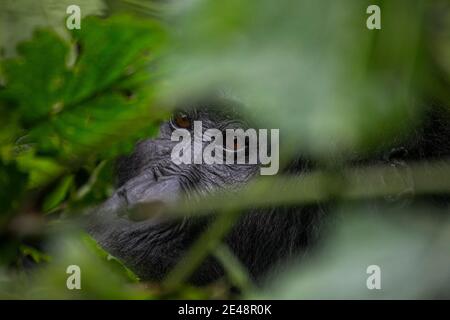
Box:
[0,0,449,299]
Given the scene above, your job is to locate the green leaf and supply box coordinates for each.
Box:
[0,0,105,58]
[42,174,74,212]
[0,160,27,219]
[1,30,69,125]
[1,15,167,165]
[65,16,165,104]
[82,233,140,283]
[19,245,51,264]
[214,244,254,292]
[15,152,64,188]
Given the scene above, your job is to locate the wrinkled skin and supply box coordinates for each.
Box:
[88,99,450,284]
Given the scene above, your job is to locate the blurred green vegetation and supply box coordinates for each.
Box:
[0,0,450,299]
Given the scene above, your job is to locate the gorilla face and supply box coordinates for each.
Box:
[115,101,260,202]
[88,98,305,283]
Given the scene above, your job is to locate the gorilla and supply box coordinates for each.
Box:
[88,97,450,285]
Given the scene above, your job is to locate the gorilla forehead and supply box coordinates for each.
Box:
[172,96,252,130]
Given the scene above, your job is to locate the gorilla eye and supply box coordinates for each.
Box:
[224,136,246,153]
[171,113,192,129]
[233,137,240,151]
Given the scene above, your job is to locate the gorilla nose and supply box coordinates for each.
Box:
[121,174,181,221]
[128,200,169,222]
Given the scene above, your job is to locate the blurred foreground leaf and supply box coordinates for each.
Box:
[164,0,433,157]
[257,206,450,299]
[0,231,148,299]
